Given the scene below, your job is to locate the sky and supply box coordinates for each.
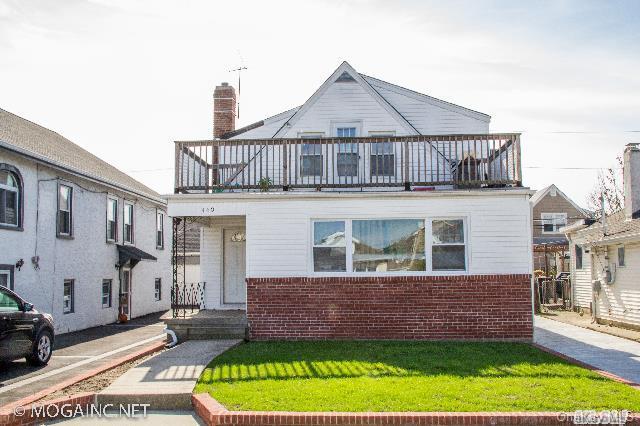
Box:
[1,0,639,206]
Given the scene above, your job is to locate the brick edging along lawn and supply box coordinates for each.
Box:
[193,393,621,426]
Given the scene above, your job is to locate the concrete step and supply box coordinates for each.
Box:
[171,325,247,340]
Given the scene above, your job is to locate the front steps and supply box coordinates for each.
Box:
[164,309,247,340]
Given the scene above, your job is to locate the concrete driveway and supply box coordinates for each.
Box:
[535,315,640,384]
[0,312,168,407]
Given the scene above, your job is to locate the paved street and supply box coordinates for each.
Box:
[534,315,640,384]
[0,312,168,407]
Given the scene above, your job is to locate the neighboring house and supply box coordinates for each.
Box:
[0,108,171,334]
[530,184,587,274]
[564,143,640,329]
[167,61,534,341]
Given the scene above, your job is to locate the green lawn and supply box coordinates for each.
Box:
[194,341,640,412]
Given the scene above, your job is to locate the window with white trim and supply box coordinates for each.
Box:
[337,143,358,177]
[57,184,73,237]
[300,144,323,177]
[107,198,118,242]
[156,210,164,249]
[541,213,567,233]
[63,279,74,314]
[431,219,466,271]
[312,221,346,272]
[123,202,134,244]
[0,266,12,290]
[0,169,20,227]
[102,279,112,308]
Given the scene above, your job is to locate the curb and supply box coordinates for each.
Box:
[532,342,640,389]
[193,393,631,426]
[0,339,165,413]
[0,392,96,426]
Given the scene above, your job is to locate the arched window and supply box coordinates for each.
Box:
[0,164,23,229]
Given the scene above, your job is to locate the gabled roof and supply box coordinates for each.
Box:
[361,74,491,122]
[226,61,491,140]
[530,184,586,216]
[272,61,420,138]
[0,108,164,204]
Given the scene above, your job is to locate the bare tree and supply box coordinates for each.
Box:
[586,155,624,218]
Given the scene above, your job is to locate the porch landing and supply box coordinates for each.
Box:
[164,310,247,341]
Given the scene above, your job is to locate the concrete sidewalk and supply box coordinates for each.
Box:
[534,316,640,384]
[97,339,242,409]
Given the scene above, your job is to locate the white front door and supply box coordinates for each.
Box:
[120,268,131,317]
[223,228,246,304]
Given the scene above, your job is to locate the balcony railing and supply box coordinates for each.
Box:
[174,133,521,193]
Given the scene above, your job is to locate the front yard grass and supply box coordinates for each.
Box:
[194,341,640,412]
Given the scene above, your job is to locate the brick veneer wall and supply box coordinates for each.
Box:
[246,274,533,340]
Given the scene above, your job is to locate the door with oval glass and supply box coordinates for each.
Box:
[223,228,246,305]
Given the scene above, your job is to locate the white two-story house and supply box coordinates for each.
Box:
[0,108,171,334]
[167,62,534,341]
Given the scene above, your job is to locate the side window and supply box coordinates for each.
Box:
[57,184,73,237]
[0,167,22,228]
[431,219,466,271]
[0,288,20,312]
[156,210,164,249]
[63,279,74,314]
[618,246,625,267]
[107,198,118,242]
[102,279,112,308]
[575,245,583,270]
[155,278,162,301]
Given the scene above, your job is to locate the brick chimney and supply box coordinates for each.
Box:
[623,143,640,219]
[213,82,236,139]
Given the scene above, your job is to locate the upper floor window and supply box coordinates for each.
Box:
[107,198,118,242]
[57,184,73,237]
[123,202,134,244]
[300,144,323,177]
[336,127,356,138]
[337,143,359,177]
[156,210,164,249]
[370,142,395,177]
[0,167,21,228]
[541,213,567,233]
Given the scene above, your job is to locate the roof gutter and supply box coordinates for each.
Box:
[0,142,166,206]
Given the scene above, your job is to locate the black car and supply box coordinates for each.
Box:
[0,286,54,366]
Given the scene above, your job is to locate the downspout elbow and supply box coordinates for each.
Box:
[164,327,178,348]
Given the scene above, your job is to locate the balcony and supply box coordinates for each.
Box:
[174,133,521,193]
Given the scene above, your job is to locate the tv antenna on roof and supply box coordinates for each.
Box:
[229,63,247,119]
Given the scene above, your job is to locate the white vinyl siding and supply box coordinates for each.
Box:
[592,244,640,327]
